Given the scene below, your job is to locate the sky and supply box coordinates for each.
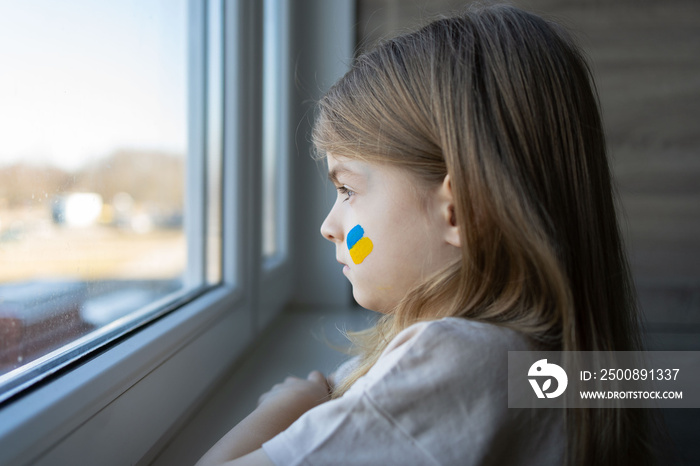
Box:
[0,0,187,171]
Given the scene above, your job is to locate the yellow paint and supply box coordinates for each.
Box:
[349,236,373,264]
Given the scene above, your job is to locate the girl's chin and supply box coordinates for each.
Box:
[351,289,392,314]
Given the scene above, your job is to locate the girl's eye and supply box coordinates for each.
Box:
[337,185,355,201]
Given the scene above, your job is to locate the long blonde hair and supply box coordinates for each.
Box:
[313,4,657,465]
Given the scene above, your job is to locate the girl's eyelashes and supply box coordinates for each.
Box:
[337,185,355,201]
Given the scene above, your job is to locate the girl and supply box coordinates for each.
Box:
[197,4,658,465]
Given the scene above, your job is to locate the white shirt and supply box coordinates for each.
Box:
[262,317,564,465]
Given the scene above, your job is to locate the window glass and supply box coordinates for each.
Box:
[0,0,219,401]
[262,0,288,261]
[207,0,223,285]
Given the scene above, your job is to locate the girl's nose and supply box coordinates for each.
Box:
[320,208,342,243]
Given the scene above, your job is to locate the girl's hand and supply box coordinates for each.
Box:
[195,371,331,466]
[257,370,331,413]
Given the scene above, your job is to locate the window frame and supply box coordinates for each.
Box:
[0,1,282,464]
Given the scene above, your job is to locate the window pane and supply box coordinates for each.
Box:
[207,0,223,285]
[0,0,216,399]
[262,0,288,261]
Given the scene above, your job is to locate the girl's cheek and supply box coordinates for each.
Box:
[347,224,373,264]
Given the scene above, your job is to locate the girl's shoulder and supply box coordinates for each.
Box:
[392,316,532,352]
[382,317,530,369]
[340,317,563,465]
[346,317,533,396]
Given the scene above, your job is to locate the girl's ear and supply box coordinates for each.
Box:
[439,175,461,248]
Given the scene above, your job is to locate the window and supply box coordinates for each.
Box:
[0,0,222,403]
[0,0,256,463]
[257,0,293,329]
[262,0,290,264]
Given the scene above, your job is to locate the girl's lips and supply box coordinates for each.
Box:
[343,264,350,274]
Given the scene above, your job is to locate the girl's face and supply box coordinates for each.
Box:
[320,154,461,313]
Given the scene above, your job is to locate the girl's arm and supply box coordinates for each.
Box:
[195,371,331,466]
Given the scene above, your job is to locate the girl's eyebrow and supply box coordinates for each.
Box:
[328,165,362,185]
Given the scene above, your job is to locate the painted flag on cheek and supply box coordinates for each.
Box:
[347,224,373,264]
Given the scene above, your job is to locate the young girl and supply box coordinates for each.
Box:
[197,5,657,465]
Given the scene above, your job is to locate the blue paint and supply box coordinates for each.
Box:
[346,224,364,250]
